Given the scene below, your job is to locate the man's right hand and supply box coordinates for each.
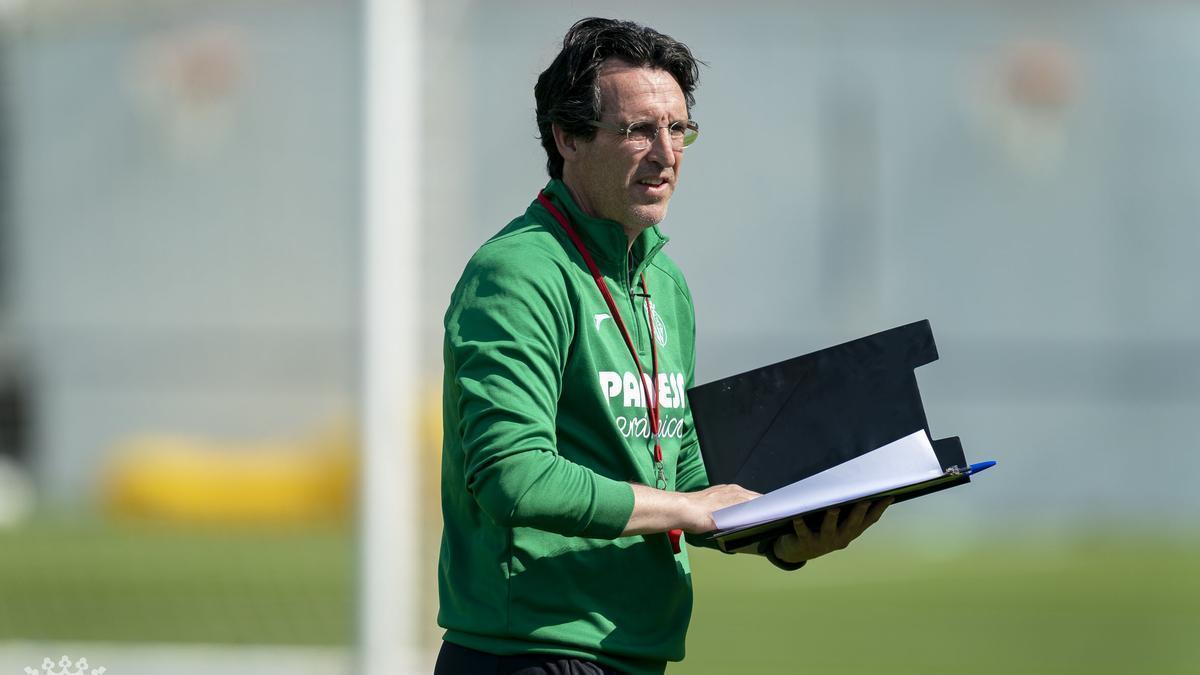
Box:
[622,482,759,536]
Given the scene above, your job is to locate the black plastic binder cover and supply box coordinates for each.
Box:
[689,320,966,497]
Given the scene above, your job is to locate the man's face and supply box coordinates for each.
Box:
[562,60,689,236]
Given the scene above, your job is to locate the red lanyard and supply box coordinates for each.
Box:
[538,191,683,553]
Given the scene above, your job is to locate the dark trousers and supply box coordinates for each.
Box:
[433,641,625,675]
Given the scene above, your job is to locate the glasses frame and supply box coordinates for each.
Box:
[587,119,700,149]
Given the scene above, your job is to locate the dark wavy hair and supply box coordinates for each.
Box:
[534,18,702,179]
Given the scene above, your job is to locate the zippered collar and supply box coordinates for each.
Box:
[536,179,669,279]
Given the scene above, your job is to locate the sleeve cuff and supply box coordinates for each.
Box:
[577,477,635,539]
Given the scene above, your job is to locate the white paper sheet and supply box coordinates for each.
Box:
[711,429,944,531]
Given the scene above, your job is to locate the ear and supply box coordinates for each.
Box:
[552,123,584,162]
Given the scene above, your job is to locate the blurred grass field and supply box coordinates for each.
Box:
[1,520,1198,674]
[0,518,353,645]
[684,533,1200,674]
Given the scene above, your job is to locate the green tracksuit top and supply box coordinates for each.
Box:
[438,179,715,674]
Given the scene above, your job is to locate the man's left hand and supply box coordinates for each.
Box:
[772,497,893,565]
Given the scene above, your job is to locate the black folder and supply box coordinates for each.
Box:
[688,320,973,551]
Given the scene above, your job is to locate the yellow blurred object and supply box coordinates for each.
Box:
[103,421,357,524]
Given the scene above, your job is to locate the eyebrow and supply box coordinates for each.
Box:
[622,117,689,127]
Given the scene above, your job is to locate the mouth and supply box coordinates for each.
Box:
[634,176,672,198]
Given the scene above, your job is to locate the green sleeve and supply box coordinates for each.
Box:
[446,251,634,539]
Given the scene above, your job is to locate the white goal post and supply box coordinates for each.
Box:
[360,0,424,672]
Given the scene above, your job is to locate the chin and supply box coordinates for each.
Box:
[628,204,669,230]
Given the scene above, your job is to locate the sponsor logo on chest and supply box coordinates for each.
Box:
[597,370,688,439]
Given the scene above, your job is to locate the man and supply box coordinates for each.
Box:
[436,18,890,675]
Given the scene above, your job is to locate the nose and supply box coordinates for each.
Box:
[645,127,677,168]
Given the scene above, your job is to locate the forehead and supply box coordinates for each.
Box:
[596,60,687,120]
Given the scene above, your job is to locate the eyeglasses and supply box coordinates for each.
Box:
[587,119,700,150]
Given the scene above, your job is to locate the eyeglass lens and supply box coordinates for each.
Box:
[626,122,697,148]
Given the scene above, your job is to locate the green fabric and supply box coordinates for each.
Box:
[438,179,715,674]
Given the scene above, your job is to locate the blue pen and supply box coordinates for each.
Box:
[967,460,996,476]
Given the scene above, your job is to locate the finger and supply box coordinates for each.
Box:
[863,497,894,529]
[842,500,870,535]
[820,508,840,543]
[791,514,816,543]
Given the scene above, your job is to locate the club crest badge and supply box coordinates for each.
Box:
[649,301,667,347]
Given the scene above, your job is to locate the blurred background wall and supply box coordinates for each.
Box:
[0,0,363,670]
[0,0,1197,673]
[2,0,360,506]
